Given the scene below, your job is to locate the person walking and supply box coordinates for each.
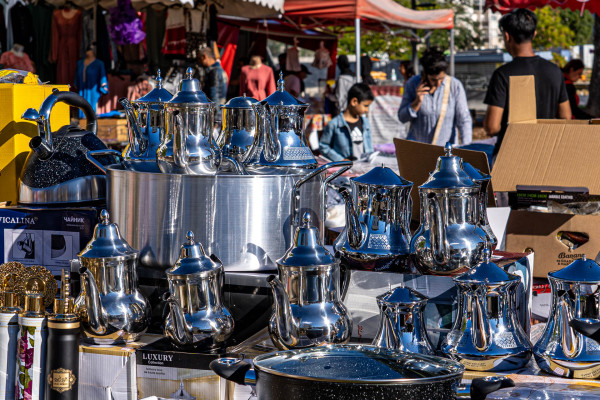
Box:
[562,59,592,120]
[199,47,228,105]
[398,48,472,146]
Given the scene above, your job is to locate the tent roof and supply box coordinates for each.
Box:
[486,0,600,16]
[283,0,454,30]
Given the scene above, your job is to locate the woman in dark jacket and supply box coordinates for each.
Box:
[562,59,592,119]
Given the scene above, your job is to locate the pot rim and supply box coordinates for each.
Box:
[106,164,312,178]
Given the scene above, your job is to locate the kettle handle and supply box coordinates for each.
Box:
[86,149,123,174]
[51,90,98,134]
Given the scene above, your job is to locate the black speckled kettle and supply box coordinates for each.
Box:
[19,90,112,205]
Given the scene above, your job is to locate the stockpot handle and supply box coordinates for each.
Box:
[209,358,254,386]
[86,149,123,174]
[291,161,353,232]
[570,319,600,343]
[455,376,515,399]
[320,164,352,243]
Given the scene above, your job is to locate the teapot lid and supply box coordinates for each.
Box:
[78,210,139,260]
[135,69,173,103]
[277,213,337,267]
[167,231,222,278]
[352,166,412,188]
[261,72,308,107]
[453,249,520,284]
[420,143,478,190]
[462,162,490,183]
[377,286,428,306]
[549,255,600,282]
[168,67,212,105]
[223,94,259,109]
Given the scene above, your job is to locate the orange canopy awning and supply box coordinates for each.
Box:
[486,0,600,15]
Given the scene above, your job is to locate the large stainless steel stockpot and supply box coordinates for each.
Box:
[105,163,347,277]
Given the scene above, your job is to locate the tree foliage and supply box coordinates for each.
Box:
[533,7,593,50]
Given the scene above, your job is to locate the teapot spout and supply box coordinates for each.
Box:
[339,187,363,249]
[267,275,296,347]
[79,267,108,336]
[164,293,193,347]
[427,193,449,265]
[119,98,147,156]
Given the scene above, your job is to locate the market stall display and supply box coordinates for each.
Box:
[219,94,259,163]
[463,162,498,249]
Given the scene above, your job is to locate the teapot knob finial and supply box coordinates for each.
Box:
[156,69,163,88]
[186,67,193,80]
[583,254,587,261]
[100,209,110,224]
[186,230,195,244]
[444,142,452,156]
[482,248,491,263]
[277,72,285,92]
[302,212,312,226]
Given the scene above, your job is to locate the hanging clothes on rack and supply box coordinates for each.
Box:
[0,44,33,71]
[10,2,33,56]
[185,5,208,60]
[74,55,108,116]
[144,5,167,71]
[207,4,218,46]
[286,40,301,73]
[109,0,145,45]
[162,7,185,55]
[80,8,93,58]
[0,4,6,53]
[51,7,82,85]
[312,41,332,70]
[28,1,54,82]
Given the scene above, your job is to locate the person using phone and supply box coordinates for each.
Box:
[398,48,472,145]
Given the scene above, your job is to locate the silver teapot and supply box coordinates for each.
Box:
[410,143,488,275]
[463,162,497,249]
[442,249,532,371]
[158,67,244,175]
[533,255,600,378]
[268,213,352,350]
[334,166,413,272]
[244,73,316,171]
[164,231,234,351]
[372,286,435,355]
[76,210,150,344]
[219,94,258,162]
[120,69,172,168]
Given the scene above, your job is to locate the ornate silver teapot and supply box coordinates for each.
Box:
[372,286,435,355]
[120,69,172,168]
[164,231,234,351]
[268,213,352,350]
[244,73,316,171]
[463,162,497,249]
[442,249,532,371]
[219,94,258,162]
[334,166,413,272]
[533,256,600,378]
[76,210,150,344]
[410,143,488,275]
[158,68,244,175]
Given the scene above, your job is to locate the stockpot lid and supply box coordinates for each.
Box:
[261,72,308,107]
[549,255,600,282]
[253,344,464,383]
[462,162,490,183]
[352,165,412,188]
[223,94,258,109]
[78,210,139,260]
[167,231,222,278]
[377,286,428,306]
[453,249,520,284]
[168,67,212,105]
[420,143,478,190]
[277,213,337,268]
[135,69,173,104]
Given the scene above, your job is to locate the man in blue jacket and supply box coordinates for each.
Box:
[199,47,228,105]
[319,83,374,161]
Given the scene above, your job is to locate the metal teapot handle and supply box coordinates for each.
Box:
[320,164,352,243]
[86,149,124,174]
[471,286,492,352]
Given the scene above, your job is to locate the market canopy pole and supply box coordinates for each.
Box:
[355,18,361,82]
[449,28,455,76]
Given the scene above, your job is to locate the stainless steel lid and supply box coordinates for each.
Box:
[168,67,211,105]
[377,286,428,306]
[420,143,478,190]
[453,249,520,284]
[352,166,412,188]
[135,69,173,103]
[277,213,337,268]
[253,344,464,383]
[261,72,308,107]
[167,231,222,278]
[462,162,490,183]
[78,210,139,260]
[223,94,258,109]
[549,255,600,282]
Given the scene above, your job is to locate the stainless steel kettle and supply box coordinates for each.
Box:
[76,210,150,344]
[334,166,413,272]
[164,231,234,351]
[244,73,316,171]
[158,67,244,175]
[120,69,172,169]
[219,94,258,163]
[372,286,435,355]
[268,213,352,350]
[442,249,532,371]
[533,255,600,378]
[410,143,488,275]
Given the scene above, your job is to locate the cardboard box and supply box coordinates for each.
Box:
[0,83,70,203]
[81,118,129,143]
[136,338,234,400]
[493,75,600,278]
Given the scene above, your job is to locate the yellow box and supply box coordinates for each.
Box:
[0,84,70,204]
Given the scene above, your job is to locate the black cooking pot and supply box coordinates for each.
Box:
[210,345,514,400]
